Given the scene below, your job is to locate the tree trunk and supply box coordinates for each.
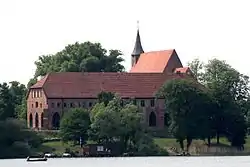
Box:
[178,139,184,151]
[207,136,211,147]
[216,133,220,144]
[186,137,192,152]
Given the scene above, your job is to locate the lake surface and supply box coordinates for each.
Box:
[1,156,250,167]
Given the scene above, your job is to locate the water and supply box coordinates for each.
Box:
[0,156,250,167]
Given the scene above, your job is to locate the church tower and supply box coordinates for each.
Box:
[131,24,144,67]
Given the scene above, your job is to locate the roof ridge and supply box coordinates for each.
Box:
[143,49,175,54]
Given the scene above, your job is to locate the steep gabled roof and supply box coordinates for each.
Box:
[30,74,49,88]
[130,49,176,73]
[30,72,188,98]
[131,29,144,56]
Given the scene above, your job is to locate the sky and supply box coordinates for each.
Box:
[0,0,250,85]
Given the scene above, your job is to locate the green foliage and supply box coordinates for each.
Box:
[0,83,15,120]
[90,96,123,143]
[27,78,37,89]
[0,81,27,121]
[187,58,249,148]
[97,91,115,106]
[187,58,204,82]
[0,119,42,158]
[90,95,162,155]
[158,78,212,150]
[34,42,125,78]
[203,59,248,147]
[9,81,27,120]
[60,108,91,143]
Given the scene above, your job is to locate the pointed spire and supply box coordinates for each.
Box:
[131,21,144,56]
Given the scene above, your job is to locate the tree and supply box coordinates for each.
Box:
[203,59,249,104]
[8,81,27,120]
[0,118,42,158]
[187,58,204,82]
[90,97,123,143]
[27,78,37,89]
[225,105,247,149]
[0,83,15,120]
[203,58,249,144]
[97,91,115,106]
[60,108,91,144]
[90,95,162,154]
[34,42,124,78]
[157,78,213,151]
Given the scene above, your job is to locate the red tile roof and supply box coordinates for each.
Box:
[31,75,49,88]
[31,72,188,98]
[130,49,175,73]
[174,67,190,73]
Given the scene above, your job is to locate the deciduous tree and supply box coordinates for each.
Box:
[34,42,124,78]
[157,78,213,151]
[60,108,91,144]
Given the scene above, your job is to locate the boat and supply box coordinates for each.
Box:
[26,156,48,162]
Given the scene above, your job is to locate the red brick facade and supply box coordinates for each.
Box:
[27,95,167,130]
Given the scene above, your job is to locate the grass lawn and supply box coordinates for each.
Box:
[154,136,250,155]
[36,141,81,156]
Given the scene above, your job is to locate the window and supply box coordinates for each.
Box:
[40,103,42,108]
[140,100,145,107]
[133,99,137,105]
[57,102,61,108]
[32,104,34,108]
[51,103,55,108]
[35,102,38,108]
[89,102,92,107]
[70,103,74,108]
[97,146,104,152]
[149,112,156,127]
[63,103,67,107]
[150,99,155,107]
[82,102,85,108]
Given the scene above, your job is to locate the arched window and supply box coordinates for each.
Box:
[35,113,39,128]
[149,112,156,127]
[52,112,60,129]
[41,113,44,128]
[29,113,33,128]
[35,102,38,108]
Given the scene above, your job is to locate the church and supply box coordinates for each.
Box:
[27,28,192,130]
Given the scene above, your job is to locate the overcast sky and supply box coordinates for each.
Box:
[0,0,250,85]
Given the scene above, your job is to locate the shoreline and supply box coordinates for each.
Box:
[1,154,250,160]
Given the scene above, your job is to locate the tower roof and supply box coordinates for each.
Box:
[131,29,144,56]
